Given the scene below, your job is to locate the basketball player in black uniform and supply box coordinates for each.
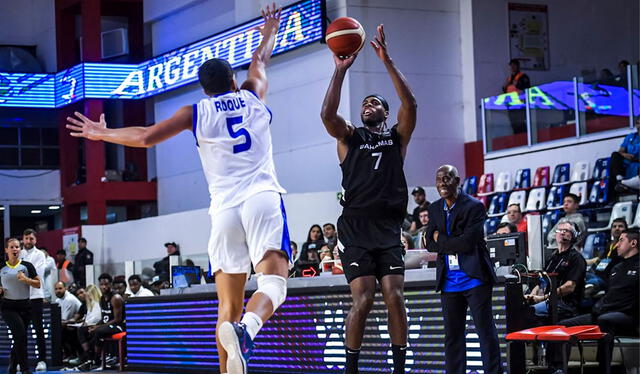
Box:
[320,25,417,374]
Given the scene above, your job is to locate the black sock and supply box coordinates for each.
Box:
[345,346,360,374]
[391,344,407,374]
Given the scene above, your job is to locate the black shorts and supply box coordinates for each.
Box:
[337,215,405,283]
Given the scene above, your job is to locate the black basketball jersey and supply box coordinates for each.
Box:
[100,295,114,324]
[340,125,408,219]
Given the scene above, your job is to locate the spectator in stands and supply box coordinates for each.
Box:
[323,223,337,247]
[56,249,74,285]
[82,285,103,327]
[55,281,82,360]
[294,247,320,277]
[401,232,414,250]
[526,221,586,321]
[559,229,639,374]
[301,224,324,259]
[291,241,299,262]
[546,193,587,249]
[412,205,430,248]
[502,59,531,134]
[609,117,640,199]
[613,60,630,86]
[73,238,93,288]
[41,249,58,303]
[506,204,527,233]
[597,68,615,85]
[409,187,428,233]
[584,218,628,296]
[128,274,154,298]
[153,242,180,279]
[319,244,334,272]
[495,222,517,235]
[112,276,127,298]
[72,273,125,370]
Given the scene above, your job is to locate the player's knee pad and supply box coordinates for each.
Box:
[255,274,287,310]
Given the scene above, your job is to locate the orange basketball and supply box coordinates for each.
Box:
[325,17,366,57]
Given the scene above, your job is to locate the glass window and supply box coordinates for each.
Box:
[0,148,18,166]
[21,128,41,146]
[42,128,58,146]
[21,148,41,166]
[0,128,18,145]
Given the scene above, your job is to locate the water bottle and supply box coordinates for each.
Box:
[538,342,546,367]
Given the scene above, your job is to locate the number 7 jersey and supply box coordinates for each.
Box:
[193,89,285,213]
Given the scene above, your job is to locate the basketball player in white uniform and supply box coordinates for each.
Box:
[66,5,289,374]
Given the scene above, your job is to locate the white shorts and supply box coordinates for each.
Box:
[208,191,292,275]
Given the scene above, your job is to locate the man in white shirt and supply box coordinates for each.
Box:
[54,281,82,321]
[20,228,47,372]
[128,275,154,298]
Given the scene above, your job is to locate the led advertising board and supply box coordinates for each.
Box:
[0,0,324,108]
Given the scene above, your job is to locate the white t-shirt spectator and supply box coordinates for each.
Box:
[84,302,102,326]
[55,290,82,321]
[21,247,45,299]
[43,256,58,302]
[130,287,154,298]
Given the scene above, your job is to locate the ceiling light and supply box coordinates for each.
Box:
[30,210,42,214]
[48,205,60,210]
[0,206,4,211]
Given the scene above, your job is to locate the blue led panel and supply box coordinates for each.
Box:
[0,72,56,108]
[55,64,85,107]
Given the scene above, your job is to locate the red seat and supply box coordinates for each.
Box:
[533,166,550,187]
[110,331,127,340]
[477,173,494,196]
[505,325,564,341]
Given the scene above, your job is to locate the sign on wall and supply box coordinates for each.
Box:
[508,3,549,70]
[0,0,325,108]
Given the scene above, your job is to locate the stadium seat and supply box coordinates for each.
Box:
[532,166,550,188]
[513,168,531,190]
[592,157,610,180]
[484,217,501,236]
[588,179,609,206]
[552,163,571,186]
[507,190,527,211]
[546,185,567,210]
[571,161,590,182]
[582,233,607,260]
[477,173,495,196]
[589,201,634,232]
[476,195,489,208]
[488,192,508,217]
[569,182,589,206]
[462,176,478,196]
[631,205,640,229]
[495,172,512,193]
[525,187,547,212]
[542,210,562,238]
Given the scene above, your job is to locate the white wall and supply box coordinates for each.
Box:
[0,0,56,72]
[0,170,61,203]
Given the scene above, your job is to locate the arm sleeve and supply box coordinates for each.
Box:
[564,255,587,285]
[432,203,487,255]
[620,134,631,150]
[24,261,38,279]
[32,252,46,282]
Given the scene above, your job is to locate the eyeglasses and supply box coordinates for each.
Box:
[555,229,572,234]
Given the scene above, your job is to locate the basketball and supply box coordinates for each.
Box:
[325,17,366,57]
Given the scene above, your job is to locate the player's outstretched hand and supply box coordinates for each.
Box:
[333,53,357,71]
[66,112,107,141]
[260,2,282,36]
[370,24,390,63]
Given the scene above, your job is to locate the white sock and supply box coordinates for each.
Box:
[240,312,263,340]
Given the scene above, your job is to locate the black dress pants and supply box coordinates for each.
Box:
[441,284,503,374]
[29,298,46,362]
[2,304,32,372]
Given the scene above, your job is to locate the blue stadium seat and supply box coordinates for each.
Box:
[513,168,531,190]
[542,210,562,238]
[582,233,607,259]
[463,176,478,196]
[592,157,610,180]
[487,192,508,217]
[546,185,567,210]
[589,179,609,206]
[552,163,571,186]
[484,217,501,236]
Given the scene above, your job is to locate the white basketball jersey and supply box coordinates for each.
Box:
[193,89,285,213]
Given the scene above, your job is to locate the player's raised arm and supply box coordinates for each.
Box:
[371,24,417,151]
[66,105,192,148]
[320,54,357,141]
[241,3,282,100]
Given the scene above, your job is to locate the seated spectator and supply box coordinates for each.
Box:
[613,60,630,86]
[559,229,639,374]
[128,274,154,298]
[495,222,517,235]
[71,273,125,370]
[401,232,414,251]
[56,249,75,285]
[584,218,628,295]
[412,204,430,247]
[597,68,615,85]
[546,193,587,249]
[291,241,299,262]
[294,248,320,277]
[82,285,103,327]
[525,221,586,321]
[506,203,527,233]
[153,242,181,279]
[112,275,127,298]
[409,187,428,233]
[323,223,337,247]
[54,281,82,360]
[609,117,639,199]
[300,224,324,259]
[319,244,334,272]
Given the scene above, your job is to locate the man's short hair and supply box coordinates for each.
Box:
[612,217,628,229]
[78,237,87,244]
[507,203,521,212]
[564,193,580,205]
[164,242,178,248]
[621,229,639,244]
[496,222,517,233]
[98,273,113,283]
[128,274,142,283]
[56,249,66,255]
[509,59,520,67]
[198,58,234,95]
[418,203,430,213]
[290,241,297,251]
[323,223,336,230]
[23,228,36,236]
